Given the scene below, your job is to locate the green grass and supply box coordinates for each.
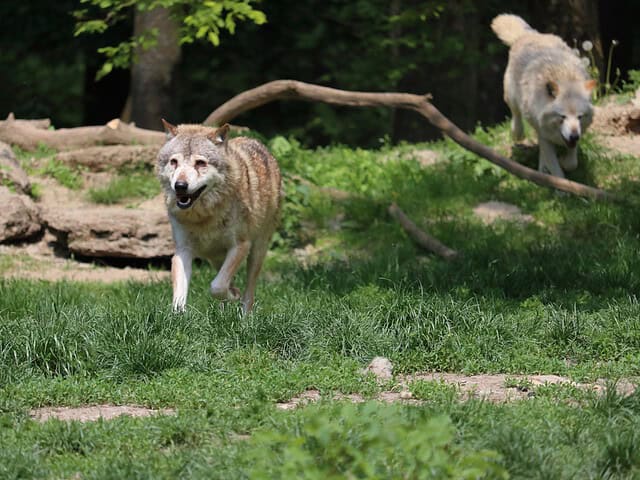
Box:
[87,171,160,204]
[14,143,82,190]
[38,158,83,190]
[2,122,640,478]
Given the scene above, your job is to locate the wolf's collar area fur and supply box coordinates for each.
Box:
[176,185,207,209]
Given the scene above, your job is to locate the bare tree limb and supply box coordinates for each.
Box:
[204,79,616,201]
[5,113,51,130]
[0,117,165,151]
[388,203,458,260]
[55,145,158,172]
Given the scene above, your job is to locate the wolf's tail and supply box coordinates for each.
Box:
[491,14,535,46]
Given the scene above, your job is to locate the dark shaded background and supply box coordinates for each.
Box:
[0,0,638,147]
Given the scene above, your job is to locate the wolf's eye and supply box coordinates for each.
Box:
[170,158,178,168]
[560,115,567,120]
[195,159,207,168]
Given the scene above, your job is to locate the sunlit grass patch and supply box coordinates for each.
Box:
[87,171,160,204]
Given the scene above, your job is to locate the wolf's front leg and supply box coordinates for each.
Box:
[210,241,251,302]
[510,109,525,142]
[172,248,192,312]
[538,138,565,178]
[559,147,578,172]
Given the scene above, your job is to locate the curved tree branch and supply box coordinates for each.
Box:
[388,203,459,260]
[203,79,616,201]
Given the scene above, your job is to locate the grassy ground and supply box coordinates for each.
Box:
[2,122,640,478]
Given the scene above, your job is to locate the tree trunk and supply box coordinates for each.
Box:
[130,8,181,130]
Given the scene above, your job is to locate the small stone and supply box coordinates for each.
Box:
[399,389,413,400]
[363,356,393,381]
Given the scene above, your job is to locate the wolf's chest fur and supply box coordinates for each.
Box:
[169,192,243,257]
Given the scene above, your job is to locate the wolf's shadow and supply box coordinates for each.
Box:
[511,141,597,186]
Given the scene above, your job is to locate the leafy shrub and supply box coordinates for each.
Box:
[248,403,508,479]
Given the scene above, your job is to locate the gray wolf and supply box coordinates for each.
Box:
[491,14,596,178]
[157,120,282,313]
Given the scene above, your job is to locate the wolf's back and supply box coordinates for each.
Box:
[229,137,282,216]
[491,14,534,46]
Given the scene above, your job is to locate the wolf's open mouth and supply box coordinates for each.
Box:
[176,185,207,209]
[564,137,578,149]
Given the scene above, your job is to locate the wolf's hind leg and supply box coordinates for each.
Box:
[506,99,524,141]
[241,240,270,314]
[210,241,251,302]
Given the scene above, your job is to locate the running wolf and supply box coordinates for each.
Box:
[157,120,282,313]
[491,14,596,178]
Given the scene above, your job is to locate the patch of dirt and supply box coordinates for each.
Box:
[383,148,443,167]
[591,92,640,136]
[408,373,636,402]
[0,240,169,283]
[590,89,640,158]
[276,373,637,409]
[473,201,534,225]
[596,135,640,157]
[30,404,175,423]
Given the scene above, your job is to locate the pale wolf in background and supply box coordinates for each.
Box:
[157,120,282,313]
[491,14,596,178]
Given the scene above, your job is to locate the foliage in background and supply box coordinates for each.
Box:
[74,0,266,79]
[3,1,639,142]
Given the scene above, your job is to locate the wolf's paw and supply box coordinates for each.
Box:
[210,283,241,301]
[172,298,187,313]
[228,286,241,301]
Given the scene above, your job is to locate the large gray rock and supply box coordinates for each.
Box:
[44,206,173,259]
[0,187,42,242]
[0,141,31,194]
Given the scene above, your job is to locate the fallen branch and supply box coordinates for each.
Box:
[285,173,457,260]
[0,117,165,151]
[5,113,51,130]
[204,80,615,201]
[55,145,158,172]
[388,203,458,260]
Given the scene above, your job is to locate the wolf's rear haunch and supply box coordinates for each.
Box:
[157,121,283,314]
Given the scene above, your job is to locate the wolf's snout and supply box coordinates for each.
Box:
[175,180,189,193]
[565,132,580,148]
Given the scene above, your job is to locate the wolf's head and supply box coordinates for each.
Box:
[157,121,231,210]
[541,79,596,148]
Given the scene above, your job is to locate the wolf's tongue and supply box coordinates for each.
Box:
[177,195,192,209]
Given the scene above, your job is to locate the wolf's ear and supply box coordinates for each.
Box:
[546,81,559,99]
[161,119,178,139]
[208,124,230,145]
[584,79,597,93]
